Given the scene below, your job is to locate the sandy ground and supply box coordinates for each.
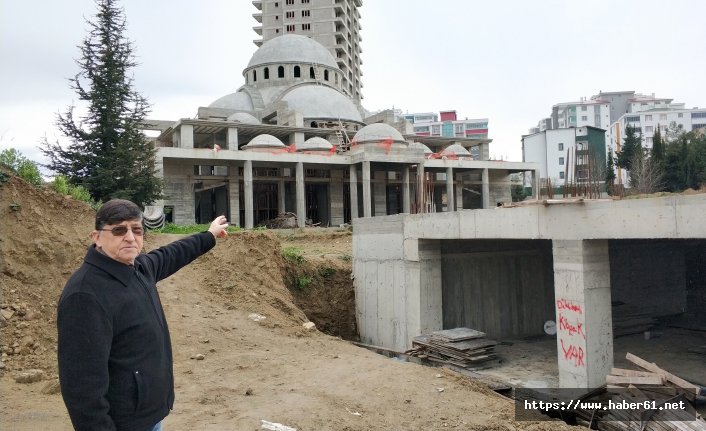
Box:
[0,173,577,431]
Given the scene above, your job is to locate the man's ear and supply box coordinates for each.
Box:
[90,231,100,244]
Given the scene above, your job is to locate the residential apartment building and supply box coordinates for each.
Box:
[608,107,706,153]
[402,110,489,159]
[522,126,606,186]
[252,0,364,104]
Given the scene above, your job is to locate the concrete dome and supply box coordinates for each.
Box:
[281,85,362,122]
[409,142,433,154]
[209,91,254,111]
[352,123,405,144]
[440,143,471,157]
[227,112,260,124]
[242,134,285,149]
[247,34,338,69]
[298,137,333,152]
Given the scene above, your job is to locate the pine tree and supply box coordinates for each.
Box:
[604,148,616,195]
[617,124,642,172]
[651,124,665,162]
[41,0,161,207]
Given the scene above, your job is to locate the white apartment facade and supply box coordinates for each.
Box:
[252,0,364,104]
[607,107,706,153]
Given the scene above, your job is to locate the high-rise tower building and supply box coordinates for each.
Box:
[252,0,363,104]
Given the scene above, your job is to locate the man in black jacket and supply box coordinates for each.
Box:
[57,199,228,431]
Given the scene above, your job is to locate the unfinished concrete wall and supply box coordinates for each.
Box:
[163,160,196,224]
[685,242,706,324]
[330,169,345,226]
[610,240,687,317]
[488,170,512,206]
[440,240,555,338]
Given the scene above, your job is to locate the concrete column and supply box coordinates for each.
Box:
[418,239,443,334]
[289,131,305,148]
[330,169,344,226]
[482,168,490,209]
[296,162,306,227]
[479,142,490,161]
[349,164,358,220]
[552,240,613,389]
[228,167,240,227]
[455,172,464,211]
[179,124,194,149]
[227,127,239,150]
[402,166,410,214]
[373,170,386,216]
[278,179,286,214]
[362,161,372,218]
[416,163,425,213]
[534,169,541,200]
[244,160,254,229]
[446,166,454,212]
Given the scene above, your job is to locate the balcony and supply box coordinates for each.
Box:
[253,26,262,36]
[252,13,262,23]
[353,0,362,7]
[252,0,262,11]
[253,39,263,47]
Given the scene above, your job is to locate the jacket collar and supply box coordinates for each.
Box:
[84,244,135,286]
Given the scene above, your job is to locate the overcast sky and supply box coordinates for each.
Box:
[1,0,705,166]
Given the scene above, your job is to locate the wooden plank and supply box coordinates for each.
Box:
[610,367,661,378]
[428,327,486,341]
[625,353,700,395]
[606,375,664,386]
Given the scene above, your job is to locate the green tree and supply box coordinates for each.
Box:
[617,124,642,172]
[685,132,706,189]
[0,148,42,185]
[651,124,665,162]
[41,0,161,207]
[604,148,616,195]
[663,132,688,192]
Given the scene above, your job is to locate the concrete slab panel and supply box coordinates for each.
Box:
[675,194,706,238]
[471,207,542,239]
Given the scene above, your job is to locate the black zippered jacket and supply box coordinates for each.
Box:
[57,232,215,431]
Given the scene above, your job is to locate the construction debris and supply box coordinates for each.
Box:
[261,212,297,229]
[612,304,657,337]
[406,328,499,370]
[518,352,706,430]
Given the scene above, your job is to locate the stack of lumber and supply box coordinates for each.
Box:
[612,304,657,337]
[572,353,705,430]
[405,328,499,369]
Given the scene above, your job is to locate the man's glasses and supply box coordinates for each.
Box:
[99,225,144,237]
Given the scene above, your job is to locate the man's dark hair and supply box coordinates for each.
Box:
[95,199,143,230]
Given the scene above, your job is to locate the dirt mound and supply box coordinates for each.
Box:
[0,173,95,376]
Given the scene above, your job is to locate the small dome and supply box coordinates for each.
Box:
[209,91,254,111]
[247,34,338,69]
[298,137,333,152]
[409,142,433,154]
[440,143,472,157]
[281,85,362,122]
[242,134,285,149]
[227,112,260,124]
[352,123,405,144]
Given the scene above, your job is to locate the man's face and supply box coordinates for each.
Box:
[91,219,144,265]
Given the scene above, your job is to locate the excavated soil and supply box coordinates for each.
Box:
[0,173,577,430]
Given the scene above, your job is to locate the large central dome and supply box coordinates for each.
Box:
[246,34,338,69]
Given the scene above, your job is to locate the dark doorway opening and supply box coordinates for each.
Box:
[195,185,229,224]
[305,184,329,225]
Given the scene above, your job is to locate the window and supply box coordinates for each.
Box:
[581,116,588,121]
[558,143,564,151]
[645,126,653,133]
[286,24,295,32]
[253,70,257,82]
[302,23,310,30]
[645,114,652,121]
[309,67,315,79]
[294,65,300,77]
[278,66,284,78]
[559,171,565,180]
[659,114,667,121]
[559,157,565,166]
[625,115,640,122]
[431,125,441,135]
[691,112,706,119]
[323,70,329,81]
[581,106,587,111]
[286,11,294,18]
[302,10,310,17]
[264,67,269,79]
[302,0,310,3]
[274,2,278,6]
[286,0,294,4]
[678,113,683,118]
[275,15,279,20]
[646,137,653,145]
[454,124,464,134]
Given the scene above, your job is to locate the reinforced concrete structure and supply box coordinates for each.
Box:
[352,194,706,388]
[149,33,539,227]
